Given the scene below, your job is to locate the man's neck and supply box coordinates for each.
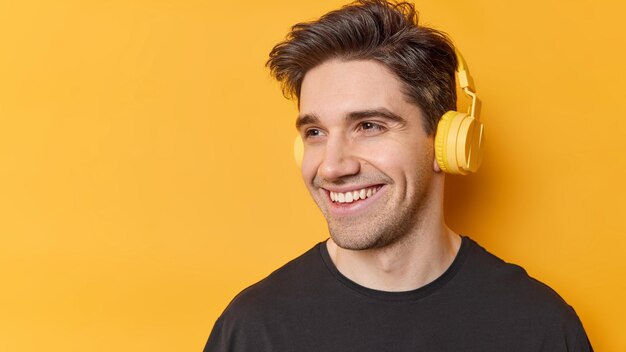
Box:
[326,222,461,292]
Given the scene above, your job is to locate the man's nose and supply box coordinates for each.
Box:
[317,136,360,181]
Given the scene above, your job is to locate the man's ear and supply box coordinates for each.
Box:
[433,158,442,173]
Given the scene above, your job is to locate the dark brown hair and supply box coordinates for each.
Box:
[267,0,458,135]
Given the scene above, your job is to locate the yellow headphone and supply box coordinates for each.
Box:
[294,50,484,175]
[434,50,484,175]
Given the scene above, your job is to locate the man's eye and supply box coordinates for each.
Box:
[358,122,385,132]
[304,128,323,138]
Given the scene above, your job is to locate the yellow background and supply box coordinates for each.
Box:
[0,0,623,350]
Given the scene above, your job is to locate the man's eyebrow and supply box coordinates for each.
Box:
[346,108,406,124]
[296,108,406,130]
[295,113,320,130]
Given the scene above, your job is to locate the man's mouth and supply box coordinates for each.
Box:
[328,185,383,204]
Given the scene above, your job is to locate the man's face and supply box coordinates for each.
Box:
[297,59,438,250]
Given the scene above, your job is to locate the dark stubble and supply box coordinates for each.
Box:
[312,169,432,251]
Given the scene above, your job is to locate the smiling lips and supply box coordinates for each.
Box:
[329,186,382,203]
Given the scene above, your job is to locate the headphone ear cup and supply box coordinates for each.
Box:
[435,111,458,174]
[435,111,484,175]
[294,135,304,168]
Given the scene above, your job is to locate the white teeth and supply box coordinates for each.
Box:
[329,186,380,203]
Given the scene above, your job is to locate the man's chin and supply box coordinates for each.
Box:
[328,228,383,251]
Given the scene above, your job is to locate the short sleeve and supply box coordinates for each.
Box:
[573,318,593,352]
[203,317,226,352]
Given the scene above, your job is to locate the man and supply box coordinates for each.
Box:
[204,0,592,351]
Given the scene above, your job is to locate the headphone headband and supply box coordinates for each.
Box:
[455,49,478,119]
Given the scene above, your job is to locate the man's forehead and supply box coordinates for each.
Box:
[299,59,401,99]
[297,59,418,125]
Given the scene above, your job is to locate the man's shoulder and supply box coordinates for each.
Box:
[219,242,325,318]
[462,236,581,326]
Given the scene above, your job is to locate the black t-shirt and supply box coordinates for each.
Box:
[204,236,592,351]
